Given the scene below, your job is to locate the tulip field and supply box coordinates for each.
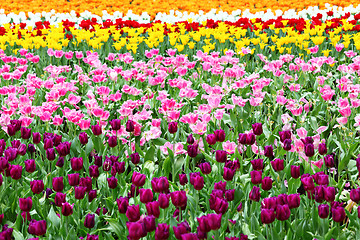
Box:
[2,1,360,240]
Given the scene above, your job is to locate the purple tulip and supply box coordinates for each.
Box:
[179,174,188,185]
[107,176,118,189]
[168,122,178,134]
[84,214,95,229]
[271,158,284,172]
[250,170,262,185]
[108,136,117,148]
[275,204,291,221]
[79,132,88,145]
[91,125,102,135]
[287,194,301,209]
[30,180,44,194]
[206,134,217,145]
[52,177,64,192]
[251,159,263,171]
[146,201,161,218]
[25,159,36,173]
[215,150,227,163]
[249,186,261,202]
[291,165,300,179]
[130,152,140,165]
[261,177,273,191]
[71,157,83,171]
[126,205,140,222]
[126,120,135,132]
[139,189,153,204]
[116,197,129,214]
[61,202,73,216]
[214,129,225,142]
[28,220,47,236]
[261,209,275,224]
[155,223,170,240]
[19,197,32,212]
[264,145,273,158]
[132,171,146,187]
[110,119,121,131]
[171,191,187,208]
[318,204,329,218]
[252,123,263,135]
[74,186,87,200]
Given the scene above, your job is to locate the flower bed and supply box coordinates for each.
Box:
[0,5,360,240]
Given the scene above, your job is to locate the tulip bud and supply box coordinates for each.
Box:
[88,190,97,202]
[249,186,261,202]
[170,190,187,208]
[264,145,274,158]
[28,219,47,236]
[225,189,235,202]
[107,176,118,189]
[52,177,64,192]
[168,122,178,134]
[146,201,161,218]
[324,154,335,168]
[223,167,235,181]
[108,136,117,148]
[271,158,284,172]
[187,144,198,158]
[290,165,300,179]
[318,204,329,218]
[132,172,146,187]
[71,157,83,171]
[143,215,156,233]
[261,209,275,224]
[126,120,135,132]
[261,177,273,191]
[46,148,56,161]
[91,125,102,136]
[84,214,95,229]
[54,192,66,207]
[251,158,263,171]
[158,194,170,209]
[332,206,346,222]
[206,134,217,145]
[283,139,292,151]
[110,119,121,131]
[318,143,327,155]
[304,144,315,157]
[116,197,129,214]
[214,129,225,142]
[199,162,212,175]
[324,186,336,202]
[238,133,247,145]
[126,222,146,240]
[25,159,36,173]
[250,170,262,185]
[89,165,100,178]
[61,202,73,216]
[79,132,88,145]
[21,127,31,139]
[130,152,140,165]
[252,123,263,135]
[126,205,140,222]
[287,194,301,209]
[30,180,44,194]
[187,134,195,144]
[74,186,87,200]
[350,188,360,203]
[155,223,170,240]
[279,130,291,142]
[245,133,256,145]
[179,174,188,185]
[139,189,153,204]
[32,132,41,144]
[19,197,32,212]
[10,165,22,180]
[215,150,227,163]
[275,204,291,221]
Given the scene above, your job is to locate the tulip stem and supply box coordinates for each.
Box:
[178,207,182,222]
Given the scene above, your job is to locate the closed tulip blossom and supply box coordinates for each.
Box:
[261,177,273,191]
[146,201,161,218]
[261,209,275,224]
[139,189,153,204]
[126,205,140,222]
[318,204,330,218]
[155,223,170,240]
[61,202,73,216]
[84,214,95,229]
[252,123,263,135]
[250,171,262,185]
[19,197,32,212]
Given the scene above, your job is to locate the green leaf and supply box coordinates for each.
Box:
[144,146,155,162]
[12,229,24,240]
[163,157,171,177]
[48,206,61,229]
[152,138,167,146]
